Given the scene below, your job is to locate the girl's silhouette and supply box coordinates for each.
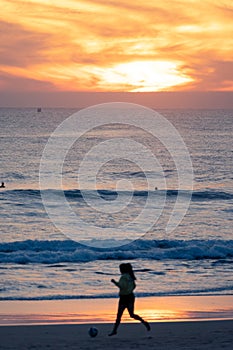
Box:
[109,263,150,336]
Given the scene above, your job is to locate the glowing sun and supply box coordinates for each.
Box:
[95,60,192,91]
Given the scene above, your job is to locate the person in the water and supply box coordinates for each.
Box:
[109,263,150,336]
[0,182,5,188]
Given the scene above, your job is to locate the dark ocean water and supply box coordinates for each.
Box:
[0,107,232,300]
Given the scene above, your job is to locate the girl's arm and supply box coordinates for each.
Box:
[111,276,127,289]
[111,279,119,286]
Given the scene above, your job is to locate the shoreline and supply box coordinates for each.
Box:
[1,295,232,326]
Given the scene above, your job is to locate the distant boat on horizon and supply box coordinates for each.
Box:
[37,108,42,112]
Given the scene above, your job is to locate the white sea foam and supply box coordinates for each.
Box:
[0,239,233,264]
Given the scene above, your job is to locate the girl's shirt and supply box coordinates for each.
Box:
[115,273,136,295]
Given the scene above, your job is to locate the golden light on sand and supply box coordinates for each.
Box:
[123,308,180,322]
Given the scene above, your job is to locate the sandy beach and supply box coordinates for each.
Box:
[0,320,232,350]
[0,296,233,349]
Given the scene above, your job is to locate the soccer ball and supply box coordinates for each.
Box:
[88,327,98,338]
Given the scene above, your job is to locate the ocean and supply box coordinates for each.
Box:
[0,106,232,301]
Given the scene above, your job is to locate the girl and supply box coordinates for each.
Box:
[109,263,150,336]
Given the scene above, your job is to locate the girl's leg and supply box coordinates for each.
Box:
[109,301,126,336]
[127,295,151,331]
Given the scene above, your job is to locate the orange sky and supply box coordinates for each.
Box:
[0,0,233,101]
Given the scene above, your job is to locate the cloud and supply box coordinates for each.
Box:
[0,21,55,68]
[178,60,233,91]
[0,0,232,92]
[0,70,55,91]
